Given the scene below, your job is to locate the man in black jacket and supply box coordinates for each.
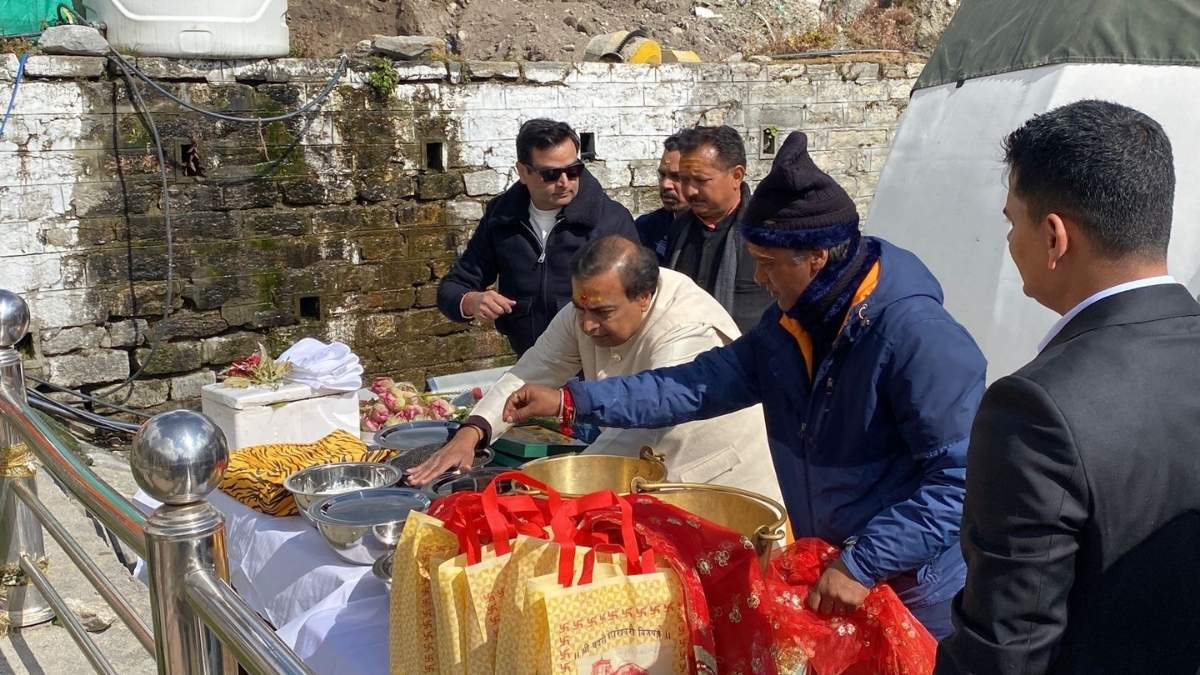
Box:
[937,100,1200,674]
[437,119,636,355]
[635,133,688,263]
[663,126,772,333]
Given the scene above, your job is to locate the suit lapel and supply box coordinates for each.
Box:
[1046,284,1200,351]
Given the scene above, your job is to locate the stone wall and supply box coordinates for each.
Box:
[0,53,921,411]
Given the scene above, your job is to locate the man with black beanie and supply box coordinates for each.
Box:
[501,131,988,639]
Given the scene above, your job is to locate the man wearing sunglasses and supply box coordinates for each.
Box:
[438,119,637,355]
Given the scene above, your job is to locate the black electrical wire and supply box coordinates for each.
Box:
[96,48,345,400]
[106,49,349,124]
[27,389,141,434]
[27,376,152,419]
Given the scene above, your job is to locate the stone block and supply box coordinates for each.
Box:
[906,62,926,78]
[396,201,446,227]
[163,310,229,339]
[371,35,447,61]
[630,160,660,188]
[40,325,106,356]
[804,63,840,81]
[839,62,880,82]
[106,282,183,317]
[281,177,356,206]
[37,25,109,57]
[587,160,632,190]
[45,349,130,388]
[104,319,151,348]
[565,62,612,84]
[220,302,295,328]
[641,82,692,108]
[863,101,902,125]
[655,64,694,83]
[881,63,908,79]
[765,63,807,81]
[23,55,106,79]
[695,64,733,82]
[750,80,815,105]
[465,61,520,80]
[730,63,766,82]
[522,62,571,84]
[111,379,171,409]
[219,183,277,210]
[463,168,512,196]
[170,370,217,401]
[445,199,484,223]
[414,284,438,308]
[407,230,457,257]
[829,129,889,149]
[199,331,263,365]
[417,173,464,200]
[393,63,447,82]
[135,341,203,375]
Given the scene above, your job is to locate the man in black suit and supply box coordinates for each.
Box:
[936,100,1200,674]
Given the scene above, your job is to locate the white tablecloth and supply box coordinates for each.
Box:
[133,490,389,674]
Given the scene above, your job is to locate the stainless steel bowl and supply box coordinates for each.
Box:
[283,462,402,524]
[308,487,431,566]
[373,549,394,591]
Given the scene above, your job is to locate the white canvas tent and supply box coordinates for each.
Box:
[866,0,1200,380]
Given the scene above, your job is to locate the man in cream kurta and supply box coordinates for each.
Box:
[408,236,780,501]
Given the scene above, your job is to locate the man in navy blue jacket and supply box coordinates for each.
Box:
[503,132,986,638]
[437,119,636,355]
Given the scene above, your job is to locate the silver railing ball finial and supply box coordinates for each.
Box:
[131,410,228,505]
[0,290,30,349]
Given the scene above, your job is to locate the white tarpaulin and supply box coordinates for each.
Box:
[866,63,1200,380]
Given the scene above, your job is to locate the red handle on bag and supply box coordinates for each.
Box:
[479,471,562,556]
[556,495,654,587]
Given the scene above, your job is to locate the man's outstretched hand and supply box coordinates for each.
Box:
[502,384,562,424]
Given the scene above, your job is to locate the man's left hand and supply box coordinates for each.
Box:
[807,557,871,616]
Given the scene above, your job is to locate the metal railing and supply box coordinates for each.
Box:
[0,289,314,675]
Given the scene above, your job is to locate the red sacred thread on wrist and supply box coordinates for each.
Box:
[558,386,576,438]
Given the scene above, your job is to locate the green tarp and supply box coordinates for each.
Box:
[915,0,1200,90]
[1,0,69,37]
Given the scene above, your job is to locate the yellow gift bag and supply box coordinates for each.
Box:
[512,498,692,675]
[521,554,691,674]
[390,511,459,674]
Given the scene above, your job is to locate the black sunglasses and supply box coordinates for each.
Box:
[525,161,584,183]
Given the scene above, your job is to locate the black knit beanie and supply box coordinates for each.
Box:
[740,131,860,249]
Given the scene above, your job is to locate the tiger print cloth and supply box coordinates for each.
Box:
[219,429,393,516]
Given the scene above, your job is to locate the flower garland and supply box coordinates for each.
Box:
[359,377,475,431]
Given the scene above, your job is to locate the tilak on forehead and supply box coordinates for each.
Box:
[573,291,607,306]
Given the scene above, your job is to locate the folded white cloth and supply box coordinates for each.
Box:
[278,338,363,392]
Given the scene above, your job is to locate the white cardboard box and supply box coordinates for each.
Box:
[201,381,360,451]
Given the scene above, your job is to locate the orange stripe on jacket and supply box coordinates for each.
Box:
[778,261,882,379]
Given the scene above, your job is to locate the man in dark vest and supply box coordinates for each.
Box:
[662,125,772,333]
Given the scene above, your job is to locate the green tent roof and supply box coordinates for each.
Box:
[915,0,1200,90]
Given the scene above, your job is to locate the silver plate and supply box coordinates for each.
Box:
[308,488,431,565]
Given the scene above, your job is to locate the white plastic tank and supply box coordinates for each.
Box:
[81,0,289,59]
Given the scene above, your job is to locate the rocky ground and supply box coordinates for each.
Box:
[287,0,957,60]
[0,449,154,675]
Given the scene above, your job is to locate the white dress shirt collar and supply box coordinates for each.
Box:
[1038,275,1177,352]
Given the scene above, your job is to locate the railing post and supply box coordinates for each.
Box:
[131,409,237,675]
[0,289,54,628]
